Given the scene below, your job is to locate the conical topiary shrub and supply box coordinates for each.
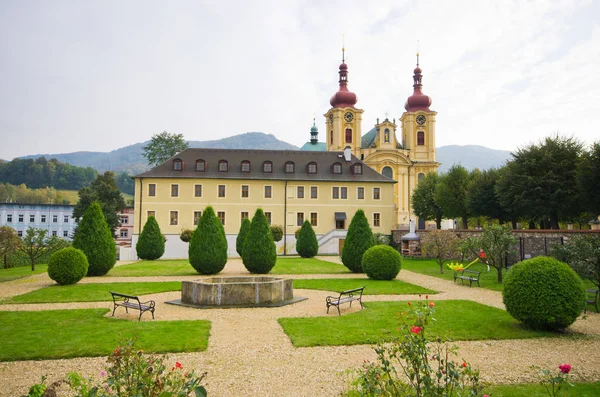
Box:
[296,220,318,258]
[136,216,165,260]
[73,201,116,276]
[236,218,251,257]
[341,209,375,273]
[189,206,228,274]
[242,208,276,274]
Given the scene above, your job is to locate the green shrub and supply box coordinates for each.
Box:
[47,247,89,285]
[189,206,227,274]
[73,202,116,276]
[179,228,194,243]
[362,245,402,280]
[502,256,585,330]
[296,221,318,258]
[373,233,391,246]
[242,208,276,274]
[270,225,284,242]
[341,209,375,273]
[294,228,302,239]
[136,216,165,260]
[236,218,251,257]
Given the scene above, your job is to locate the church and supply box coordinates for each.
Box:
[301,50,439,230]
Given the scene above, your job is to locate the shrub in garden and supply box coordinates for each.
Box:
[47,247,89,285]
[189,206,227,275]
[180,228,194,243]
[341,209,375,273]
[136,216,165,260]
[236,218,251,257]
[296,220,318,258]
[362,245,402,280]
[270,224,284,242]
[503,256,585,330]
[73,202,116,276]
[242,208,276,274]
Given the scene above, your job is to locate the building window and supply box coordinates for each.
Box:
[241,212,249,222]
[297,212,304,226]
[63,215,69,223]
[171,184,179,197]
[149,184,156,196]
[120,229,128,238]
[330,130,333,144]
[311,186,318,199]
[265,212,272,225]
[30,215,35,223]
[18,214,23,223]
[121,216,128,224]
[147,211,156,219]
[353,164,363,174]
[195,159,205,172]
[382,166,393,178]
[264,185,272,198]
[241,161,251,172]
[241,185,249,198]
[307,162,317,174]
[374,213,381,227]
[170,211,178,225]
[6,214,12,223]
[418,173,425,182]
[310,212,317,226]
[297,186,304,198]
[285,161,295,173]
[374,187,381,200]
[41,215,46,223]
[173,159,183,171]
[217,211,225,225]
[63,231,68,237]
[357,187,365,200]
[341,187,347,199]
[195,184,202,197]
[332,187,339,199]
[332,163,342,174]
[52,231,57,237]
[194,211,202,225]
[218,185,226,197]
[345,128,352,143]
[384,128,390,143]
[263,161,272,173]
[17,230,22,237]
[417,131,425,146]
[219,160,228,172]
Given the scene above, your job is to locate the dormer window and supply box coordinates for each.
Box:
[173,159,183,171]
[307,162,317,174]
[353,164,363,175]
[285,161,295,173]
[241,160,251,173]
[219,160,228,172]
[332,162,342,174]
[195,160,205,172]
[263,161,273,173]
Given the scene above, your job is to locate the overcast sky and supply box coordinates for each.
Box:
[1,0,599,160]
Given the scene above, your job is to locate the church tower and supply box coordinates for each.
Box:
[325,49,364,155]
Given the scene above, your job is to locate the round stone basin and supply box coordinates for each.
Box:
[181,276,294,307]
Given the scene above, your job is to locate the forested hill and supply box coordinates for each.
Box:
[436,145,512,173]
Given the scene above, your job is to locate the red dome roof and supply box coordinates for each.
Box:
[405,62,432,112]
[330,61,357,108]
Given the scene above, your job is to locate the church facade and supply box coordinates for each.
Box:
[301,52,439,229]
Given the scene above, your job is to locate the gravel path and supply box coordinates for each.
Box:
[1,258,599,396]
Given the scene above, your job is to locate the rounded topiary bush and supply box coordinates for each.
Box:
[73,202,116,276]
[296,220,318,258]
[502,256,585,330]
[242,208,276,274]
[341,209,375,273]
[48,247,89,285]
[362,245,402,280]
[136,216,165,260]
[189,206,228,275]
[270,225,283,243]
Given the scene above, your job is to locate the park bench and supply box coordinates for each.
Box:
[110,291,156,321]
[326,286,365,315]
[453,269,481,288]
[585,289,599,313]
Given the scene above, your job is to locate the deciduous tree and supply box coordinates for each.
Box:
[18,228,64,271]
[0,226,21,268]
[142,131,190,167]
[578,142,600,217]
[467,168,507,224]
[461,224,516,283]
[419,230,460,274]
[412,172,443,229]
[553,234,600,289]
[434,165,471,229]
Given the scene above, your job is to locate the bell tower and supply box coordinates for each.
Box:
[325,48,364,155]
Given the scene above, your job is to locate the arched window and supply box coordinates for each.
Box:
[384,128,390,143]
[418,173,425,182]
[262,161,273,173]
[353,164,363,175]
[417,131,425,146]
[285,161,295,173]
[332,162,342,174]
[330,130,333,144]
[172,159,183,171]
[307,162,317,174]
[382,166,393,178]
[195,159,205,172]
[345,128,353,143]
[241,160,251,173]
[218,160,228,172]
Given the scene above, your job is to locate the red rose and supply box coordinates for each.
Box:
[462,362,467,368]
[410,326,422,334]
[559,364,571,374]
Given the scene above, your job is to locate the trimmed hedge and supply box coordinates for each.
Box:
[341,209,375,273]
[73,202,116,276]
[47,247,89,285]
[189,206,228,275]
[296,221,318,258]
[236,218,251,257]
[362,245,402,280]
[242,209,276,274]
[136,216,165,260]
[502,256,585,330]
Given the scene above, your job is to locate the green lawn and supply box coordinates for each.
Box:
[485,382,600,396]
[272,257,350,274]
[3,281,182,304]
[0,309,210,361]
[0,264,48,283]
[293,278,435,295]
[279,300,559,347]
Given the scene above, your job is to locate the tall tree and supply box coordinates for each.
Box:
[73,202,116,276]
[0,226,21,268]
[142,131,190,166]
[461,224,516,283]
[420,230,460,274]
[341,209,375,273]
[578,142,600,217]
[434,165,471,229]
[189,206,228,275]
[412,172,443,229]
[73,171,126,236]
[18,228,64,271]
[467,168,507,223]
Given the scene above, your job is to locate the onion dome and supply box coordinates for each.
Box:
[310,118,319,143]
[404,53,432,112]
[330,49,358,108]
